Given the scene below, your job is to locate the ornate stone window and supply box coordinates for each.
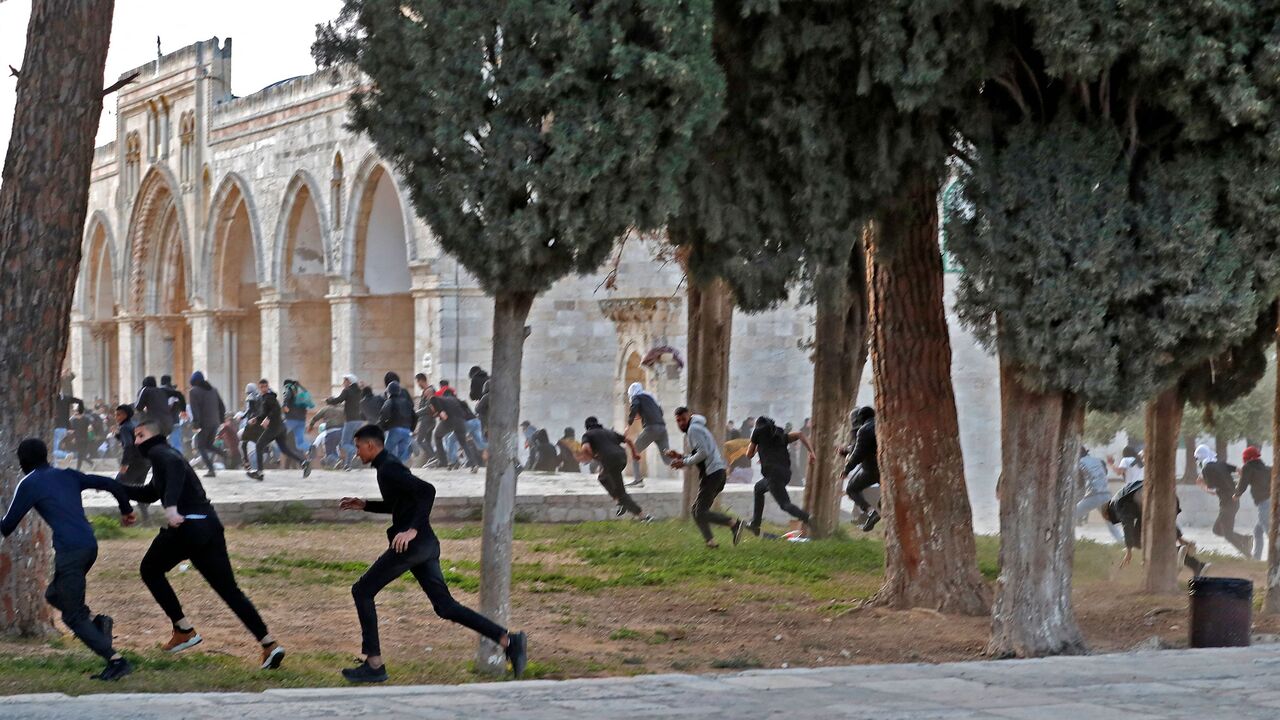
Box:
[331,152,344,229]
[178,111,196,187]
[124,131,142,200]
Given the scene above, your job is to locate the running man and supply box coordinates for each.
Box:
[1076,446,1123,542]
[188,372,228,478]
[841,406,880,531]
[338,424,527,682]
[578,416,650,521]
[744,416,814,535]
[125,420,287,670]
[1100,478,1208,577]
[669,407,745,548]
[1196,444,1251,557]
[325,373,365,470]
[625,382,673,487]
[1235,446,1270,561]
[246,379,311,481]
[1,439,137,681]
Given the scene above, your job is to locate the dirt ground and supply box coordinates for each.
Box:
[1,521,1276,693]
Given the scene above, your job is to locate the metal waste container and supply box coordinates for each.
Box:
[1188,577,1252,648]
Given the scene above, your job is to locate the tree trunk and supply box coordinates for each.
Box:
[0,0,116,637]
[1141,387,1184,595]
[1215,435,1229,466]
[988,353,1086,657]
[683,277,733,516]
[475,290,535,673]
[868,172,989,615]
[1181,435,1197,485]
[804,234,868,538]
[1264,310,1280,614]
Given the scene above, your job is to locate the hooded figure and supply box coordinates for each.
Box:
[530,428,560,472]
[135,376,172,434]
[468,366,490,402]
[379,380,416,431]
[1197,443,1250,556]
[556,427,581,473]
[188,372,224,430]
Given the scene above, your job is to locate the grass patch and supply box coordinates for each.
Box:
[251,502,313,525]
[710,655,763,670]
[609,628,642,641]
[89,514,128,540]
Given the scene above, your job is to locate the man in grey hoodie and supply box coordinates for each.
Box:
[669,407,744,548]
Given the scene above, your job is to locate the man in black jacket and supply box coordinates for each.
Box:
[160,375,188,453]
[841,406,880,532]
[467,365,489,402]
[413,373,440,467]
[125,420,286,670]
[379,372,417,463]
[338,424,527,683]
[247,379,311,481]
[135,376,172,435]
[1236,445,1270,561]
[326,373,365,470]
[1101,479,1207,577]
[188,371,227,478]
[624,382,673,488]
[429,392,481,471]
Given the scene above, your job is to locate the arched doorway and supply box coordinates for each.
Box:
[623,349,647,479]
[128,169,192,394]
[350,163,414,385]
[279,174,334,396]
[78,218,119,403]
[209,177,262,395]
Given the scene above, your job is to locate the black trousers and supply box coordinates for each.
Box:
[1212,499,1252,554]
[846,465,880,512]
[47,546,115,660]
[751,467,810,527]
[140,520,269,640]
[434,417,480,467]
[256,425,307,471]
[692,468,735,541]
[352,543,505,657]
[598,462,642,516]
[195,427,227,471]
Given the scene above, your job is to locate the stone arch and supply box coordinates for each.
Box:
[74,216,121,403]
[125,165,192,315]
[273,170,334,397]
[78,211,118,315]
[206,172,267,396]
[341,153,418,281]
[273,170,331,287]
[204,172,266,300]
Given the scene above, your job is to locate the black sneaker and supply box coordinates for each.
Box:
[861,509,881,532]
[341,660,388,683]
[203,469,216,478]
[626,478,644,487]
[93,614,113,642]
[92,657,133,681]
[505,631,528,679]
[614,505,627,518]
[302,461,312,479]
[745,523,762,537]
[246,470,264,481]
[732,520,746,546]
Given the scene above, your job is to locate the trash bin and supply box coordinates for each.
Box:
[1188,577,1252,648]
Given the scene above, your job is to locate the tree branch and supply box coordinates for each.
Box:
[8,65,18,79]
[993,74,1030,120]
[102,71,140,97]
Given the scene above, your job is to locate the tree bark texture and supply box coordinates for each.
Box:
[1141,387,1184,595]
[1265,311,1280,614]
[803,235,868,538]
[1181,435,1197,485]
[0,0,115,637]
[683,277,733,516]
[1215,435,1229,466]
[475,290,534,673]
[868,173,989,615]
[988,354,1086,657]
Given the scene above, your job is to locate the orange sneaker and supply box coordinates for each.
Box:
[260,642,286,670]
[163,628,202,653]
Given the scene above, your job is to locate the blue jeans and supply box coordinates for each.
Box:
[465,418,487,450]
[168,424,184,454]
[340,420,363,463]
[386,427,413,463]
[53,427,68,459]
[285,419,307,453]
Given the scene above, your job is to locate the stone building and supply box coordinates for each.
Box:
[68,38,1002,491]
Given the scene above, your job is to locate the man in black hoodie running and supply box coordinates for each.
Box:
[841,407,880,532]
[247,379,311,481]
[338,424,527,682]
[125,420,286,670]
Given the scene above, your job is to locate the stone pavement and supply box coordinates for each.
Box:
[5,645,1280,718]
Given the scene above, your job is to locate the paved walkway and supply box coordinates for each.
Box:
[4,645,1280,718]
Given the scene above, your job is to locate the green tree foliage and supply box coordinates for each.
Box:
[947,1,1280,412]
[314,0,723,295]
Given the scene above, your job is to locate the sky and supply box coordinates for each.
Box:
[0,0,344,157]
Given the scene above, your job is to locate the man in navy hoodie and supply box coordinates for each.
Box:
[1,438,137,680]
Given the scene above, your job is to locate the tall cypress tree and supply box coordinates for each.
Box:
[948,1,1280,655]
[314,0,722,671]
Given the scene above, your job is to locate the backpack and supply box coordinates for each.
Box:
[292,384,315,409]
